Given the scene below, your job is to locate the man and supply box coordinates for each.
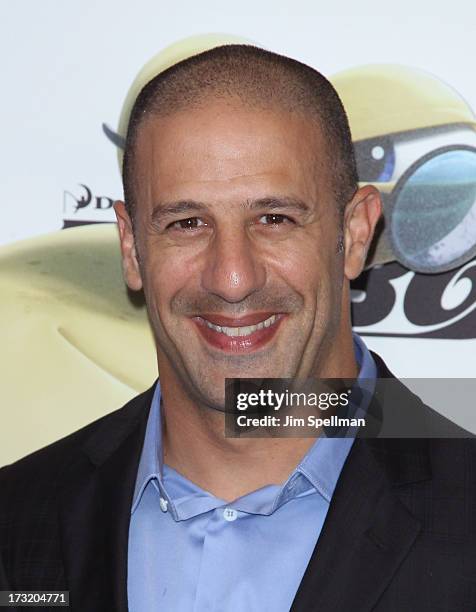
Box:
[1,45,475,611]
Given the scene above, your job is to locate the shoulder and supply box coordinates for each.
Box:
[367,350,475,438]
[361,349,476,492]
[366,436,476,476]
[0,384,156,589]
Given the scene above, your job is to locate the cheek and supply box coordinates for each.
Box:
[267,235,331,294]
[142,244,201,311]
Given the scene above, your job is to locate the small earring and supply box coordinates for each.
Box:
[336,235,345,253]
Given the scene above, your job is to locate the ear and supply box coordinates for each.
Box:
[343,185,382,280]
[113,200,143,291]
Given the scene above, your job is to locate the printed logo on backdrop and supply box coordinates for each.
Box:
[350,261,476,339]
[88,58,476,340]
[63,184,117,228]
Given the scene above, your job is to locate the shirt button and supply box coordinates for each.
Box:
[159,497,168,512]
[223,508,238,521]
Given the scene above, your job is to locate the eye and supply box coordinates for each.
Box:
[354,136,396,182]
[258,213,294,225]
[167,217,207,230]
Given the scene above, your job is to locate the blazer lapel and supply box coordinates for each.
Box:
[58,385,155,612]
[291,437,430,611]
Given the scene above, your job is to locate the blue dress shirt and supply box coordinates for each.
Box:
[128,333,376,611]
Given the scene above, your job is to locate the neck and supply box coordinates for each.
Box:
[158,329,358,502]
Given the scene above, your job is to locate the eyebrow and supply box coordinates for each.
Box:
[150,196,312,225]
[150,200,206,225]
[245,197,311,214]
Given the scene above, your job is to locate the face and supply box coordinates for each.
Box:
[115,99,380,410]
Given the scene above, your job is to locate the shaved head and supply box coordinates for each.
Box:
[122,44,358,219]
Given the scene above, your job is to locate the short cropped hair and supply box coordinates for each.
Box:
[123,44,358,219]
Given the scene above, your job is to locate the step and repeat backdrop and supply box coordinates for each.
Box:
[1,1,475,465]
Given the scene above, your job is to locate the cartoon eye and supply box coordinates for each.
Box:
[354,137,396,182]
[389,146,476,272]
[354,126,476,187]
[353,126,476,272]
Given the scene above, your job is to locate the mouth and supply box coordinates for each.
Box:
[191,312,286,353]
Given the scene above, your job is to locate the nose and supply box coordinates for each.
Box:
[201,226,266,303]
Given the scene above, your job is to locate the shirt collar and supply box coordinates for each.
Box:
[290,332,377,502]
[131,379,164,514]
[131,332,376,514]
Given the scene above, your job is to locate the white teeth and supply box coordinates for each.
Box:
[203,314,278,337]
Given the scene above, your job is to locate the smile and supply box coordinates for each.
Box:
[191,313,285,352]
[202,314,278,337]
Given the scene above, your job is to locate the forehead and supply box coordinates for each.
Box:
[132,100,330,207]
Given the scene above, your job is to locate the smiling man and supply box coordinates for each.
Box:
[1,45,475,612]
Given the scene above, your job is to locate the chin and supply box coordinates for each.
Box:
[193,386,228,412]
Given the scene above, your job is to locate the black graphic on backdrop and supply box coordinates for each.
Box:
[351,260,476,339]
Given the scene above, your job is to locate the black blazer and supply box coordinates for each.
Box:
[1,353,475,611]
